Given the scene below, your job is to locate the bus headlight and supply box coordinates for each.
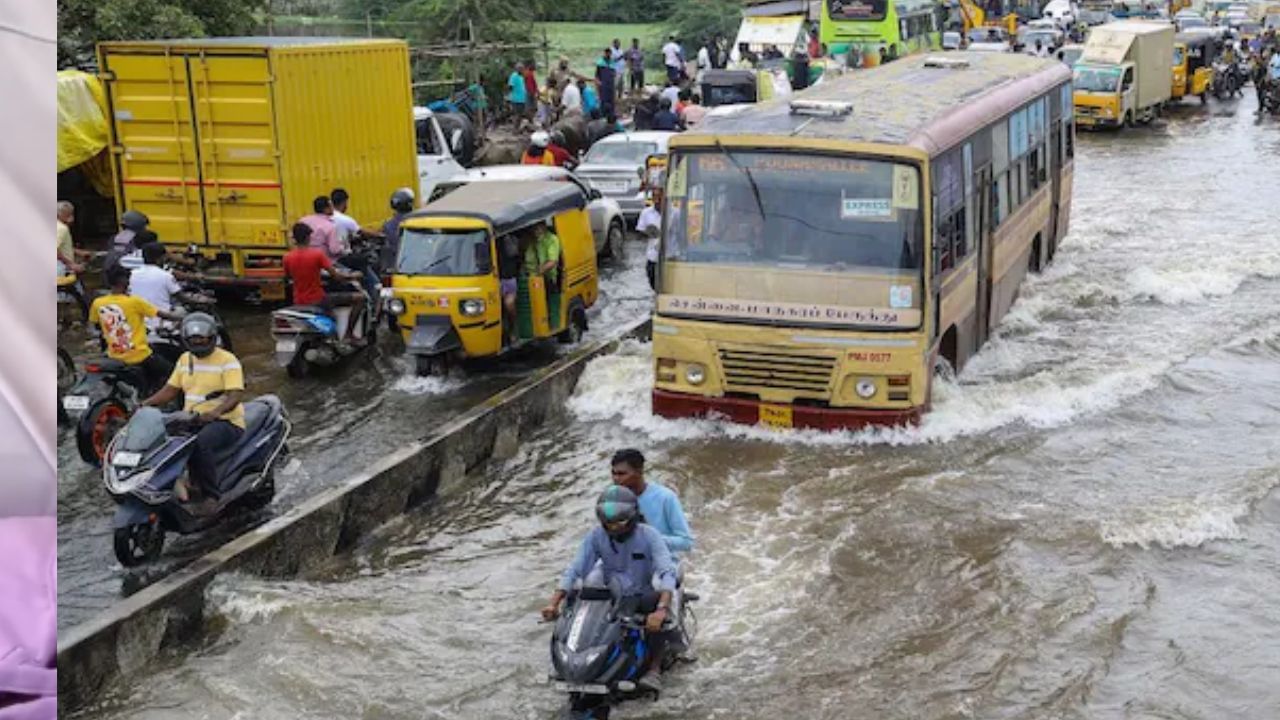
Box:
[684,363,706,385]
[855,378,877,399]
[386,297,406,316]
[460,298,486,317]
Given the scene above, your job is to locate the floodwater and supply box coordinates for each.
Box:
[56,243,653,630]
[74,95,1280,719]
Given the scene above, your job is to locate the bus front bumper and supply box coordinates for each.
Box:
[652,389,922,431]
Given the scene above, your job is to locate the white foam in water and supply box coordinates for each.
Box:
[1100,472,1280,550]
[391,373,466,396]
[207,575,292,623]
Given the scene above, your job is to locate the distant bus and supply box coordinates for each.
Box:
[651,53,1075,431]
[819,0,944,66]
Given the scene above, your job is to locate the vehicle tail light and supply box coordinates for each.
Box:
[85,363,100,373]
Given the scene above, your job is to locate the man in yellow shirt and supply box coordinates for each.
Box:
[88,265,184,394]
[143,313,246,500]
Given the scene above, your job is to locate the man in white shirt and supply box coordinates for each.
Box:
[660,81,681,108]
[330,187,359,253]
[662,35,683,83]
[636,186,664,291]
[129,242,184,329]
[561,78,583,113]
[696,42,712,84]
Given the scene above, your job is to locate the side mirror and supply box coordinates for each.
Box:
[588,187,603,200]
[474,242,493,274]
[450,128,463,155]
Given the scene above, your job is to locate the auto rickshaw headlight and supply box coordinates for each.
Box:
[387,297,406,316]
[684,363,706,385]
[460,298,486,317]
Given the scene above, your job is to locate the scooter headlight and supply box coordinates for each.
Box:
[459,298,486,317]
[387,297,406,316]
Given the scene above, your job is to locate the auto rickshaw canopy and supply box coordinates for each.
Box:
[1176,32,1217,69]
[404,180,587,236]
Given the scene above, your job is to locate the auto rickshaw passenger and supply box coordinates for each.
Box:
[524,223,562,289]
[498,232,522,344]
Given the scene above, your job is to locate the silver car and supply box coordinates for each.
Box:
[427,165,629,261]
[574,131,676,221]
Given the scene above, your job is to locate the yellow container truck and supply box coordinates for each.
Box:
[97,37,424,298]
[1072,22,1174,129]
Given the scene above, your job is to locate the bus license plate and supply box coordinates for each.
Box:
[553,681,609,695]
[62,395,90,411]
[759,404,793,429]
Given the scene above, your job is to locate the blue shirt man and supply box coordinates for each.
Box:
[507,63,528,106]
[610,448,694,553]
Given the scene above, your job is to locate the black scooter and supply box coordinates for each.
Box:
[548,577,697,720]
[102,396,291,566]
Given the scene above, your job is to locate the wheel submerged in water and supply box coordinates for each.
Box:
[113,520,165,567]
[414,354,449,377]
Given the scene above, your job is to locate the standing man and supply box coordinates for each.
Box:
[596,47,617,118]
[300,195,343,259]
[696,39,712,84]
[625,38,646,95]
[560,72,582,114]
[663,34,683,84]
[611,38,627,101]
[637,184,664,291]
[523,60,540,120]
[507,61,528,122]
[56,201,88,275]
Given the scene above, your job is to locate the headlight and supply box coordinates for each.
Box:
[684,363,706,385]
[855,378,877,399]
[387,297,406,316]
[459,298,486,317]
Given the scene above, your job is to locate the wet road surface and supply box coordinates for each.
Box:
[72,95,1280,718]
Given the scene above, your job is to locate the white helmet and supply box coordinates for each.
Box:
[531,131,550,149]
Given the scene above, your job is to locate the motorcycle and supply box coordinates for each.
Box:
[57,347,77,426]
[1212,60,1241,100]
[103,397,291,567]
[548,577,698,719]
[272,238,384,378]
[57,273,88,327]
[65,358,156,465]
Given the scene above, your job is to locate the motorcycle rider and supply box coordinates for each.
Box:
[329,187,381,301]
[129,242,186,331]
[611,449,693,553]
[89,265,185,394]
[283,223,366,342]
[103,210,150,282]
[142,313,246,503]
[542,485,677,693]
[380,188,416,271]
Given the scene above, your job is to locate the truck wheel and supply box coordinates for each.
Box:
[114,521,165,567]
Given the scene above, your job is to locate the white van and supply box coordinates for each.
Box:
[412,107,467,203]
[1042,0,1079,27]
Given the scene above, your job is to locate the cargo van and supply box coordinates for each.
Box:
[1073,22,1174,129]
[98,37,464,298]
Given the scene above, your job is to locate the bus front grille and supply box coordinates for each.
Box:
[717,349,836,395]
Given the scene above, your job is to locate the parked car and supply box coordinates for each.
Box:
[427,165,629,261]
[573,131,676,222]
[967,27,1014,52]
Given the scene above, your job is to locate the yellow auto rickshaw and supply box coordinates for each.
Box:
[1172,33,1215,104]
[385,180,599,375]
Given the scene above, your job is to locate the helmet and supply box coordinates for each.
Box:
[180,312,219,358]
[595,485,640,540]
[390,188,415,214]
[121,210,149,232]
[531,131,550,149]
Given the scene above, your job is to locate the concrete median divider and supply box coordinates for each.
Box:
[57,317,652,713]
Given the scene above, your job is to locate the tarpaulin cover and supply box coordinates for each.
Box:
[56,70,113,196]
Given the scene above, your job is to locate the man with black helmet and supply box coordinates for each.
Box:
[142,312,246,502]
[103,209,150,283]
[541,485,677,692]
[381,187,416,270]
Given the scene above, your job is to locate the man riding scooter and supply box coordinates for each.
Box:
[141,313,246,503]
[542,486,678,694]
[282,222,367,343]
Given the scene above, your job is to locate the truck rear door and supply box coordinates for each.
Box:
[103,52,206,247]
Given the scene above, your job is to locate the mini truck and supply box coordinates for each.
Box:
[1073,21,1174,128]
[97,37,463,298]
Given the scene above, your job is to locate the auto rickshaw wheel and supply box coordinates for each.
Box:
[415,354,448,377]
[558,306,588,344]
[1200,91,1208,104]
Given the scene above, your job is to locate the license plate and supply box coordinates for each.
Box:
[275,339,298,353]
[553,681,609,695]
[114,451,142,468]
[62,395,90,411]
[594,181,628,193]
[759,403,793,429]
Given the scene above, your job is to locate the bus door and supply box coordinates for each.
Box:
[973,163,994,348]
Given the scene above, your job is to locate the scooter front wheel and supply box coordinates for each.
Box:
[77,397,130,465]
[285,350,310,379]
[114,521,166,567]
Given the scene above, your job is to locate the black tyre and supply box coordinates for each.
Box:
[603,220,626,261]
[285,350,310,379]
[414,354,448,376]
[114,521,165,567]
[557,307,587,344]
[57,348,76,425]
[76,397,129,465]
[240,473,276,511]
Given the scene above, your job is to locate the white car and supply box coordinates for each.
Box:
[967,27,1013,52]
[574,131,676,221]
[412,107,467,204]
[427,165,629,261]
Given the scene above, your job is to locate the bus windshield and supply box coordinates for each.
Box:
[1074,65,1122,92]
[397,228,490,276]
[662,151,923,274]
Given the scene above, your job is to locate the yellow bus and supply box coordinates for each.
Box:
[651,53,1075,430]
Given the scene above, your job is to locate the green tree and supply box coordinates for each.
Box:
[58,0,266,68]
[667,0,743,48]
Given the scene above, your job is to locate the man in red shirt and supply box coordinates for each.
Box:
[282,223,365,340]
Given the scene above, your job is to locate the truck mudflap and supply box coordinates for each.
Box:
[408,315,462,357]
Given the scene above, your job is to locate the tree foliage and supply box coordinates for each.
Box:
[58,0,267,68]
[667,0,744,47]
